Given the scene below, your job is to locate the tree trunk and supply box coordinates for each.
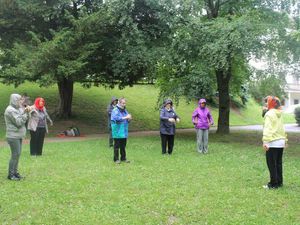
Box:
[216,69,231,134]
[57,78,74,119]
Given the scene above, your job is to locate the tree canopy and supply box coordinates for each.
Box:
[0,0,168,118]
[0,0,297,133]
[156,0,293,133]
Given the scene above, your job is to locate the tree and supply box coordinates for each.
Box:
[0,0,168,118]
[0,0,104,117]
[157,0,291,133]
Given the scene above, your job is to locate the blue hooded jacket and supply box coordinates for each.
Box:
[111,105,129,138]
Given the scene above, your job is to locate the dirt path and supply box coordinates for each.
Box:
[1,124,299,148]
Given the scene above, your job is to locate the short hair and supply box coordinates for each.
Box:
[118,97,126,103]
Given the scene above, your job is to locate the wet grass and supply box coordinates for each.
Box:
[0,131,299,224]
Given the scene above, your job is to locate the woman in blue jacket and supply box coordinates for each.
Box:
[159,99,180,155]
[111,98,132,163]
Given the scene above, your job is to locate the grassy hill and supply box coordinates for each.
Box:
[0,82,295,139]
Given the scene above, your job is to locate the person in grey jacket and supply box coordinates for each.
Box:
[27,97,53,156]
[107,97,118,147]
[4,94,30,180]
[160,99,180,155]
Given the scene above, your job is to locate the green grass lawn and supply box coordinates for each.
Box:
[0,131,299,224]
[0,82,296,139]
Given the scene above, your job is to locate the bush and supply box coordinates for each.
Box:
[294,106,300,126]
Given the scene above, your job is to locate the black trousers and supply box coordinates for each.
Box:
[160,134,174,154]
[266,147,283,187]
[114,138,127,161]
[30,127,46,156]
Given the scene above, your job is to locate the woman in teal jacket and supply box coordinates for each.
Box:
[111,98,132,163]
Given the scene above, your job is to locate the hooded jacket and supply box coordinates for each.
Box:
[107,97,118,127]
[111,104,129,138]
[263,109,287,143]
[27,99,52,133]
[107,97,118,115]
[192,99,214,129]
[160,100,180,135]
[4,94,28,138]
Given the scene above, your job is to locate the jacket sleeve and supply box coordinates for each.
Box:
[45,108,53,124]
[207,110,214,125]
[262,115,274,142]
[192,109,198,122]
[8,110,28,128]
[111,108,123,122]
[174,111,180,119]
[160,109,169,121]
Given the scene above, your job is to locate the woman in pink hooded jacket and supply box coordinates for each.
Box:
[192,99,214,153]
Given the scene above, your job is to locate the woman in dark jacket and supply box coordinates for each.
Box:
[159,99,180,155]
[107,97,118,148]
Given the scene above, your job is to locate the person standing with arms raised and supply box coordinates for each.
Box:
[4,94,30,180]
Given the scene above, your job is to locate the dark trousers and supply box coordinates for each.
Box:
[108,126,113,147]
[30,127,46,156]
[266,147,283,187]
[160,134,174,154]
[114,138,127,161]
[7,138,22,175]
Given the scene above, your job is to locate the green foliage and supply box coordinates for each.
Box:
[249,71,287,102]
[294,106,300,126]
[1,132,300,224]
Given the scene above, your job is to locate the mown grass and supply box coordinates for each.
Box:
[0,82,296,139]
[0,131,299,224]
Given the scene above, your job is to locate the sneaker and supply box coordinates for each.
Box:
[263,184,278,189]
[7,175,20,181]
[121,160,130,163]
[115,160,121,164]
[14,173,24,179]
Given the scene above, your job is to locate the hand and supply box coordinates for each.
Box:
[168,118,175,123]
[263,144,269,151]
[50,121,53,126]
[24,106,32,112]
[126,114,132,120]
[176,118,180,123]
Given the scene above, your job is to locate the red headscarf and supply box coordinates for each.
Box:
[267,96,281,110]
[34,97,45,110]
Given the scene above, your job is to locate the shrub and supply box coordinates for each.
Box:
[294,106,300,126]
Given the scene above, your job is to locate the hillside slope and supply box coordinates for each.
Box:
[0,83,295,139]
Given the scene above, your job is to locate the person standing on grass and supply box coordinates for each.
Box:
[107,97,118,148]
[159,99,180,155]
[27,97,53,156]
[192,99,214,154]
[262,96,287,189]
[4,94,30,180]
[111,97,132,164]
